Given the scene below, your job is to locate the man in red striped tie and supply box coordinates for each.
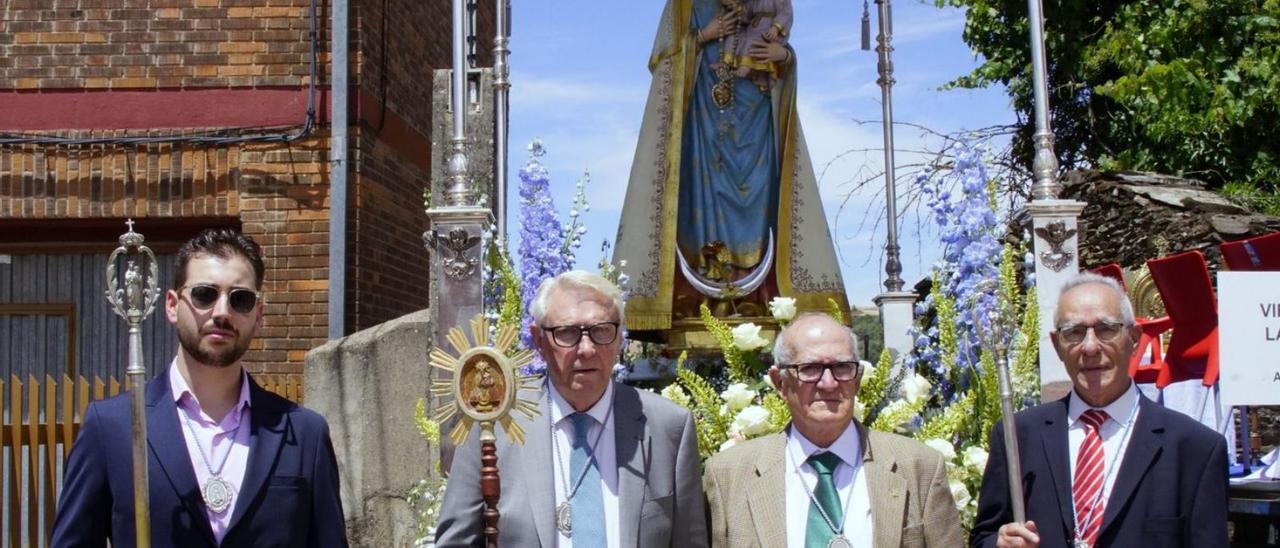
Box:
[969,272,1228,547]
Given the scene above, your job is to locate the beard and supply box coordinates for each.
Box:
[177,319,251,368]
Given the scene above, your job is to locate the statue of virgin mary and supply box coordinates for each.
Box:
[614,0,850,334]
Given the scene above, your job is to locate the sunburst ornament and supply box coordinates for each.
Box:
[430,315,542,446]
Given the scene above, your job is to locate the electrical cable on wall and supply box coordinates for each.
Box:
[0,0,320,148]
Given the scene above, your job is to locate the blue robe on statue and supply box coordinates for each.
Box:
[677,0,779,275]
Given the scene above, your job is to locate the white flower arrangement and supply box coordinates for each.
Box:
[768,296,797,322]
[720,383,756,412]
[730,323,768,351]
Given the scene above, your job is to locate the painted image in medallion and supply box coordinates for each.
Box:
[460,355,506,415]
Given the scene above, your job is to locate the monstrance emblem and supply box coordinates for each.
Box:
[429,315,541,445]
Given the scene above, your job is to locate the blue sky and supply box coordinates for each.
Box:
[505,1,1015,307]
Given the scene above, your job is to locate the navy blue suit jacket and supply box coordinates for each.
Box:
[970,393,1228,548]
[51,370,348,548]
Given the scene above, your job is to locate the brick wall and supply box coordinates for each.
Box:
[0,0,497,385]
[1,0,318,90]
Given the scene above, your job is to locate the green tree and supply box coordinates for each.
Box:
[941,0,1280,211]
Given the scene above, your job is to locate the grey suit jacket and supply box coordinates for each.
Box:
[703,424,964,548]
[434,382,708,547]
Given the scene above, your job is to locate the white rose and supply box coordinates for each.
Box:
[860,359,875,379]
[949,478,972,510]
[924,438,957,461]
[661,384,690,407]
[731,323,768,351]
[768,297,797,322]
[720,383,756,412]
[731,405,773,437]
[853,400,867,421]
[963,446,989,471]
[718,437,740,452]
[900,373,933,404]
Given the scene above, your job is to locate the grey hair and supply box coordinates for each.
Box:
[772,312,860,366]
[529,270,625,326]
[1056,271,1136,327]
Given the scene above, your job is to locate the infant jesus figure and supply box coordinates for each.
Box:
[723,0,793,92]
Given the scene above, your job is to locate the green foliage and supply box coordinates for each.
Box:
[933,273,959,379]
[918,390,976,442]
[941,0,1280,208]
[827,297,845,324]
[414,397,442,446]
[762,391,792,432]
[676,366,732,458]
[858,348,895,413]
[699,304,752,383]
[1014,287,1042,402]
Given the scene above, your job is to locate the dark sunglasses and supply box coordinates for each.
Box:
[182,284,261,314]
[776,361,860,383]
[542,322,620,348]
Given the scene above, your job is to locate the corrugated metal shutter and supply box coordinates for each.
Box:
[0,253,178,381]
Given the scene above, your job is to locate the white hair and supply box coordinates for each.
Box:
[529,270,625,326]
[1056,271,1136,327]
[772,312,859,366]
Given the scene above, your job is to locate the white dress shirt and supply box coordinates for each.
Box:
[548,381,619,548]
[169,361,252,544]
[784,422,873,547]
[1067,382,1141,508]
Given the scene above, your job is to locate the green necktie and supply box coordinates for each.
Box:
[805,451,845,548]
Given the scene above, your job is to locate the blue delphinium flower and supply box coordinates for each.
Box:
[516,140,572,374]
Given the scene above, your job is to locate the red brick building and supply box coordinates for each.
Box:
[0,1,495,387]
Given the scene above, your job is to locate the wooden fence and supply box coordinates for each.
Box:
[1,373,302,548]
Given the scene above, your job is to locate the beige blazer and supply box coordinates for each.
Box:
[703,424,963,548]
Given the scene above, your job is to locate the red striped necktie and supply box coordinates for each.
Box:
[1072,409,1110,546]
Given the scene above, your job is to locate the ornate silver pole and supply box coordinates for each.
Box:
[865,0,915,361]
[429,0,493,476]
[1024,0,1083,400]
[1026,0,1060,200]
[105,219,161,548]
[974,286,1026,522]
[444,0,476,207]
[873,0,902,292]
[492,0,511,242]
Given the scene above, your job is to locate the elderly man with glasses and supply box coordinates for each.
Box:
[435,270,708,547]
[970,272,1228,548]
[704,312,963,547]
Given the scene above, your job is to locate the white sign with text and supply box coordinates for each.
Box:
[1218,271,1280,405]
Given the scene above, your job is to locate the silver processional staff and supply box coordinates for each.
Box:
[105,218,162,548]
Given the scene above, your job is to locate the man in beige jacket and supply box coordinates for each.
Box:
[704,313,963,547]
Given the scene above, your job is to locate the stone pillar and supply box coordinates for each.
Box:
[1028,199,1086,401]
[874,291,916,363]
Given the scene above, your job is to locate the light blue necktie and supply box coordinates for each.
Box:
[569,412,606,545]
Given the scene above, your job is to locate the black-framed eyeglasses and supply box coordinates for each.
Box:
[1055,320,1128,346]
[181,284,261,314]
[542,322,620,348]
[777,361,860,383]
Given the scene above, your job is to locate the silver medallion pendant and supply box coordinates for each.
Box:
[202,475,235,514]
[555,501,573,535]
[827,535,852,548]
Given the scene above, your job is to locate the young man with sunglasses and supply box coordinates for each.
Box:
[435,270,708,547]
[704,312,964,547]
[53,228,347,547]
[970,272,1227,547]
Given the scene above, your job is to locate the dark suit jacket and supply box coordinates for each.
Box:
[970,393,1228,548]
[51,369,348,548]
[433,382,708,547]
